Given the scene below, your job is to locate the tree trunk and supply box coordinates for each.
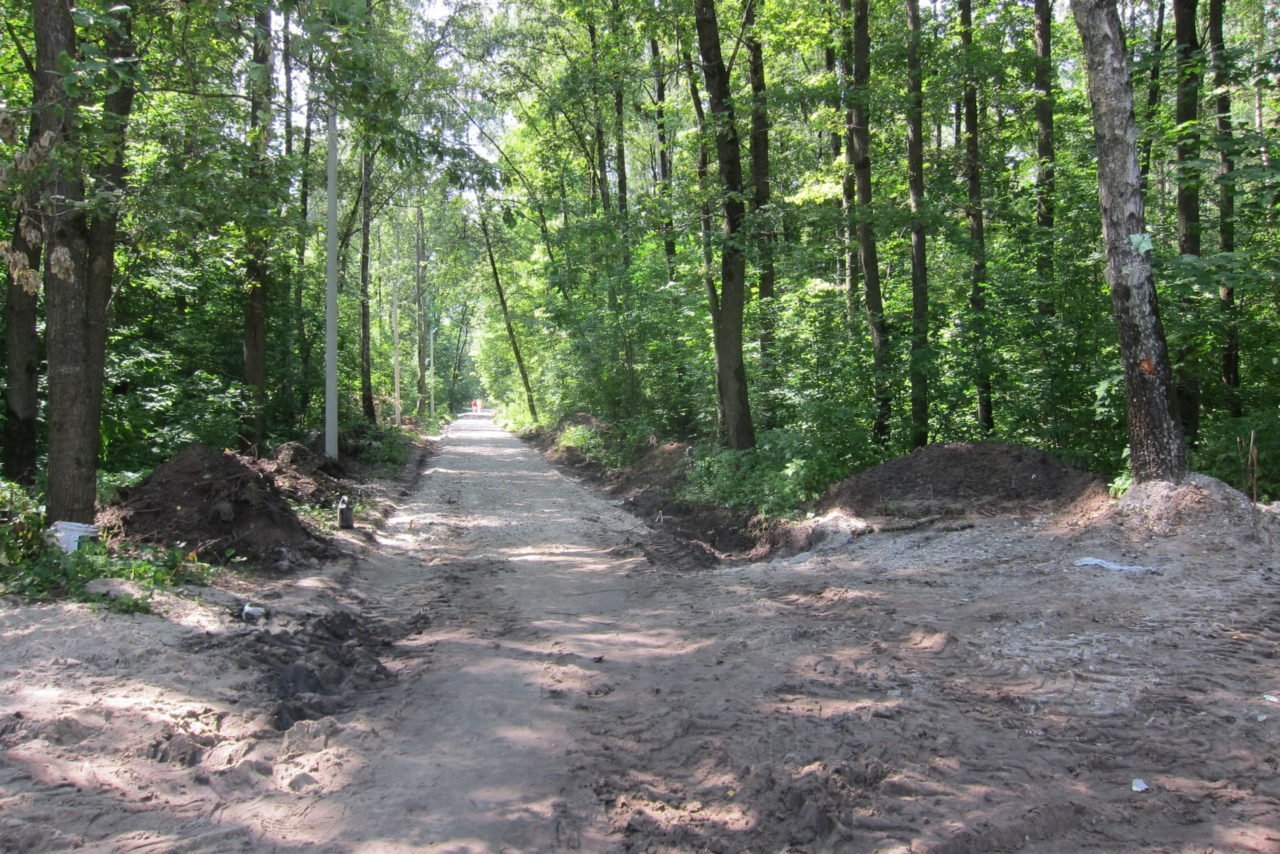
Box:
[1070,0,1187,483]
[480,213,538,422]
[1208,0,1239,415]
[296,86,316,421]
[960,0,993,432]
[359,146,377,424]
[840,0,890,443]
[1171,0,1201,444]
[745,2,776,381]
[694,0,756,450]
[34,0,91,522]
[3,121,42,484]
[906,0,930,450]
[1034,0,1056,315]
[242,7,272,453]
[588,23,612,215]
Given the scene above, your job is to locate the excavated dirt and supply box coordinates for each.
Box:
[821,441,1104,518]
[3,417,1279,852]
[96,443,332,569]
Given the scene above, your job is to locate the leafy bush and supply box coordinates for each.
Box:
[556,423,625,470]
[1,481,212,603]
[681,428,860,518]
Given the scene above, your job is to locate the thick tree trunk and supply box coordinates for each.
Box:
[694,0,756,450]
[960,0,993,432]
[3,121,42,484]
[359,147,377,424]
[32,0,132,520]
[906,0,930,450]
[242,8,272,453]
[839,0,890,443]
[1034,0,1056,314]
[480,213,538,422]
[1208,0,1239,415]
[745,3,776,380]
[1070,0,1187,483]
[1172,0,1201,443]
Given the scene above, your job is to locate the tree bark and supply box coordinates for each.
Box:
[359,146,377,424]
[1208,0,1239,415]
[1070,0,1187,483]
[480,213,538,422]
[694,0,756,450]
[684,51,718,331]
[3,119,42,484]
[960,0,993,432]
[906,0,930,450]
[839,0,890,442]
[242,7,272,453]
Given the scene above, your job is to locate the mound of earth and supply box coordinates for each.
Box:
[1113,473,1272,540]
[97,443,332,569]
[822,441,1103,517]
[259,441,346,508]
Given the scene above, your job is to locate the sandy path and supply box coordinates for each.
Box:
[260,415,680,850]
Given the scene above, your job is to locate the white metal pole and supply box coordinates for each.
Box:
[325,108,339,459]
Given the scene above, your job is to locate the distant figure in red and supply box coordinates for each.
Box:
[471,399,481,413]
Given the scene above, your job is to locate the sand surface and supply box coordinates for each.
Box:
[3,416,1279,851]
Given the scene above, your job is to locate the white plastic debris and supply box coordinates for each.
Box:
[1073,557,1156,574]
[242,604,267,622]
[1264,695,1279,704]
[47,521,98,553]
[1131,779,1150,793]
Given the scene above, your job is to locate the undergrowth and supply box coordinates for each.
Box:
[2,479,213,609]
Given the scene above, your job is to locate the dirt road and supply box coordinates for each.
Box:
[3,416,1279,851]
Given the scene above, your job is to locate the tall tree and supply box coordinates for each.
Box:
[242,6,272,451]
[359,146,377,423]
[1207,0,1239,415]
[959,0,993,432]
[1070,0,1186,483]
[35,0,136,521]
[839,0,890,442]
[693,0,756,449]
[1172,0,1201,442]
[480,211,538,421]
[905,0,929,449]
[745,1,776,376]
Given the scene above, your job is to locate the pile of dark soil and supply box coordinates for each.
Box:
[97,443,333,568]
[822,442,1103,517]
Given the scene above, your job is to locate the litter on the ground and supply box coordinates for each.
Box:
[1073,557,1157,573]
[1131,779,1151,792]
[1264,694,1279,703]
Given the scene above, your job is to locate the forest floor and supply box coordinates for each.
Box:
[3,415,1280,852]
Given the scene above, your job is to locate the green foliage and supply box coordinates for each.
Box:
[0,481,45,570]
[1,537,212,602]
[681,428,862,518]
[556,423,626,470]
[1191,414,1280,502]
[344,422,414,470]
